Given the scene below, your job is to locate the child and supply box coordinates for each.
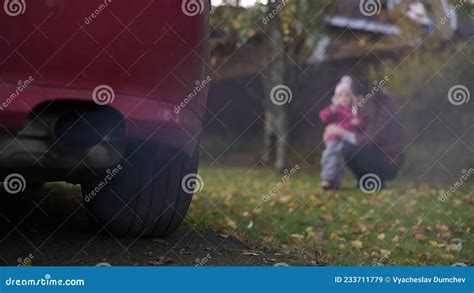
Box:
[319,76,365,190]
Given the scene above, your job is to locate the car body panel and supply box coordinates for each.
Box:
[0,0,210,157]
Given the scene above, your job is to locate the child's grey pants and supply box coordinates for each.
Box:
[320,140,345,185]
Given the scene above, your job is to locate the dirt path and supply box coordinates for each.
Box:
[0,184,279,266]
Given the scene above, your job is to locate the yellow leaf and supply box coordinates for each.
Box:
[351,240,363,249]
[320,214,333,221]
[262,236,274,243]
[452,199,462,207]
[278,196,291,204]
[380,249,391,257]
[441,253,454,260]
[289,234,305,244]
[329,232,340,241]
[377,233,386,241]
[226,219,237,229]
[358,224,368,233]
[305,226,314,233]
[429,240,445,248]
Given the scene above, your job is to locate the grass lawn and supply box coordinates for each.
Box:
[188,165,473,266]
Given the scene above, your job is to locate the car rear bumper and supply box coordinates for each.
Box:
[0,84,202,171]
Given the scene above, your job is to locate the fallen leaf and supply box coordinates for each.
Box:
[446,242,462,252]
[413,228,426,240]
[329,232,340,241]
[452,199,462,207]
[152,238,166,244]
[380,249,391,258]
[179,248,192,255]
[262,236,274,243]
[278,196,291,204]
[416,252,426,258]
[314,232,324,244]
[148,257,174,266]
[319,214,333,221]
[435,222,450,233]
[289,234,305,244]
[441,253,454,260]
[226,219,237,229]
[351,240,363,249]
[377,233,386,241]
[358,224,368,233]
[247,220,254,229]
[429,240,445,248]
[305,226,315,233]
[392,235,400,243]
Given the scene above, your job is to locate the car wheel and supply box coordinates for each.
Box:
[80,144,199,238]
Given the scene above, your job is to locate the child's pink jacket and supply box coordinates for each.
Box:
[319,105,366,142]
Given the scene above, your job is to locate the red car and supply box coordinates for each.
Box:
[0,0,210,237]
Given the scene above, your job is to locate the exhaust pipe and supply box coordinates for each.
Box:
[54,107,124,149]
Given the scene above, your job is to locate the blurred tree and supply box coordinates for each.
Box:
[370,40,473,174]
[211,0,330,172]
[370,40,473,138]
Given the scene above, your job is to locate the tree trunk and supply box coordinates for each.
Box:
[261,1,288,172]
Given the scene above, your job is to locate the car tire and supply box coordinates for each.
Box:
[80,144,199,238]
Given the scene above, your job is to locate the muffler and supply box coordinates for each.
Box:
[54,107,124,149]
